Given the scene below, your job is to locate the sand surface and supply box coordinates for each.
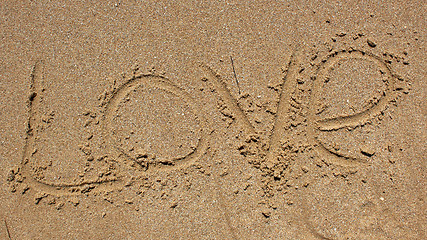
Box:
[0,1,425,239]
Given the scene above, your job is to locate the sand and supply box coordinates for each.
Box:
[0,1,425,239]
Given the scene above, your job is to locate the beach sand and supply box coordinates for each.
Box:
[0,1,425,239]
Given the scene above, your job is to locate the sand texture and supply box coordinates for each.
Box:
[0,1,425,239]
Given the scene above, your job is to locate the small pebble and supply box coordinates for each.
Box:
[361,146,375,157]
[367,39,377,48]
[170,202,178,208]
[261,209,271,218]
